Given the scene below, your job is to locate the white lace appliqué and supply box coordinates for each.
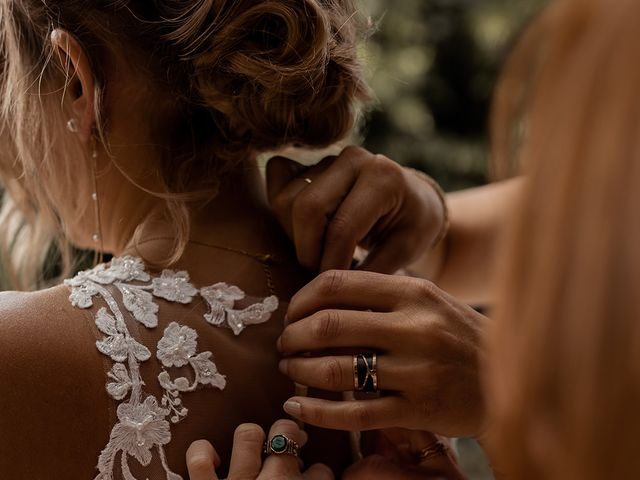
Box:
[64,256,279,480]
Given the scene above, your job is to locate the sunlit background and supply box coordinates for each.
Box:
[361,0,545,192]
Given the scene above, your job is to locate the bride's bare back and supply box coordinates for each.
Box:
[0,242,352,479]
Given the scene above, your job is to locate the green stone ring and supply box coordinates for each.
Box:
[263,434,300,457]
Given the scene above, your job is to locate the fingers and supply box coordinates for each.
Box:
[279,309,396,354]
[318,173,392,272]
[279,354,404,392]
[282,396,408,431]
[268,147,397,272]
[266,156,308,206]
[269,155,354,269]
[357,229,418,274]
[261,419,309,478]
[227,423,265,480]
[287,270,420,322]
[303,463,335,480]
[186,440,220,480]
[290,157,357,269]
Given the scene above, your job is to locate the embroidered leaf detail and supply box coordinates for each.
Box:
[204,302,226,326]
[191,352,226,389]
[96,308,119,336]
[173,377,191,392]
[128,337,152,362]
[118,283,159,328]
[226,296,279,335]
[106,363,132,401]
[97,335,129,363]
[200,283,278,335]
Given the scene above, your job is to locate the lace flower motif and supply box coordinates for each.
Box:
[157,323,198,368]
[65,256,278,480]
[152,270,198,304]
[200,283,279,335]
[107,396,171,466]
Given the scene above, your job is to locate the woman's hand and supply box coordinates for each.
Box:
[277,270,487,438]
[186,420,333,480]
[266,146,446,274]
[345,429,466,480]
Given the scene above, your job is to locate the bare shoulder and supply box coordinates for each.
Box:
[0,285,109,477]
[0,284,81,325]
[0,285,98,364]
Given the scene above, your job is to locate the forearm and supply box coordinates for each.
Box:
[409,177,523,306]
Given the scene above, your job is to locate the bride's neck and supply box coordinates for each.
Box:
[119,163,284,261]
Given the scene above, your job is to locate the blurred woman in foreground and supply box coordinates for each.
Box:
[487,0,640,477]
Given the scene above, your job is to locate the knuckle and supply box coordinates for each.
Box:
[186,454,212,475]
[326,214,352,245]
[339,146,366,173]
[321,357,344,389]
[234,423,264,444]
[316,270,346,297]
[411,277,439,301]
[278,328,292,352]
[373,153,401,175]
[350,403,374,430]
[271,191,290,213]
[305,403,326,426]
[311,310,341,340]
[293,189,324,221]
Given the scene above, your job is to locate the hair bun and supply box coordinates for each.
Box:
[170,0,370,159]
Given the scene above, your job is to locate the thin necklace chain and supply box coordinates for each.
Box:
[132,236,280,296]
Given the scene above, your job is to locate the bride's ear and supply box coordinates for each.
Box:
[50,29,96,143]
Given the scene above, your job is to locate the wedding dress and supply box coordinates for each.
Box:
[63,255,284,480]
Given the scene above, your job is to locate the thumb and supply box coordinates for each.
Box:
[266,156,307,203]
[357,232,415,274]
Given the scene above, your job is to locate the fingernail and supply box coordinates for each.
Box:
[276,335,283,352]
[283,400,301,417]
[278,359,288,374]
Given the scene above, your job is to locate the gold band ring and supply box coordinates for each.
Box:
[418,440,448,462]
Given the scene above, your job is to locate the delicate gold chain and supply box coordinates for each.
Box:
[132,237,280,296]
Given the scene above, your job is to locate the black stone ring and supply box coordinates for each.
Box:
[263,434,300,457]
[353,353,378,393]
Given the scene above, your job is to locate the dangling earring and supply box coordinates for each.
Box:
[66,118,79,133]
[68,118,105,262]
[90,133,104,263]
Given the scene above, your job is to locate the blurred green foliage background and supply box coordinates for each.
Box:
[360,0,545,191]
